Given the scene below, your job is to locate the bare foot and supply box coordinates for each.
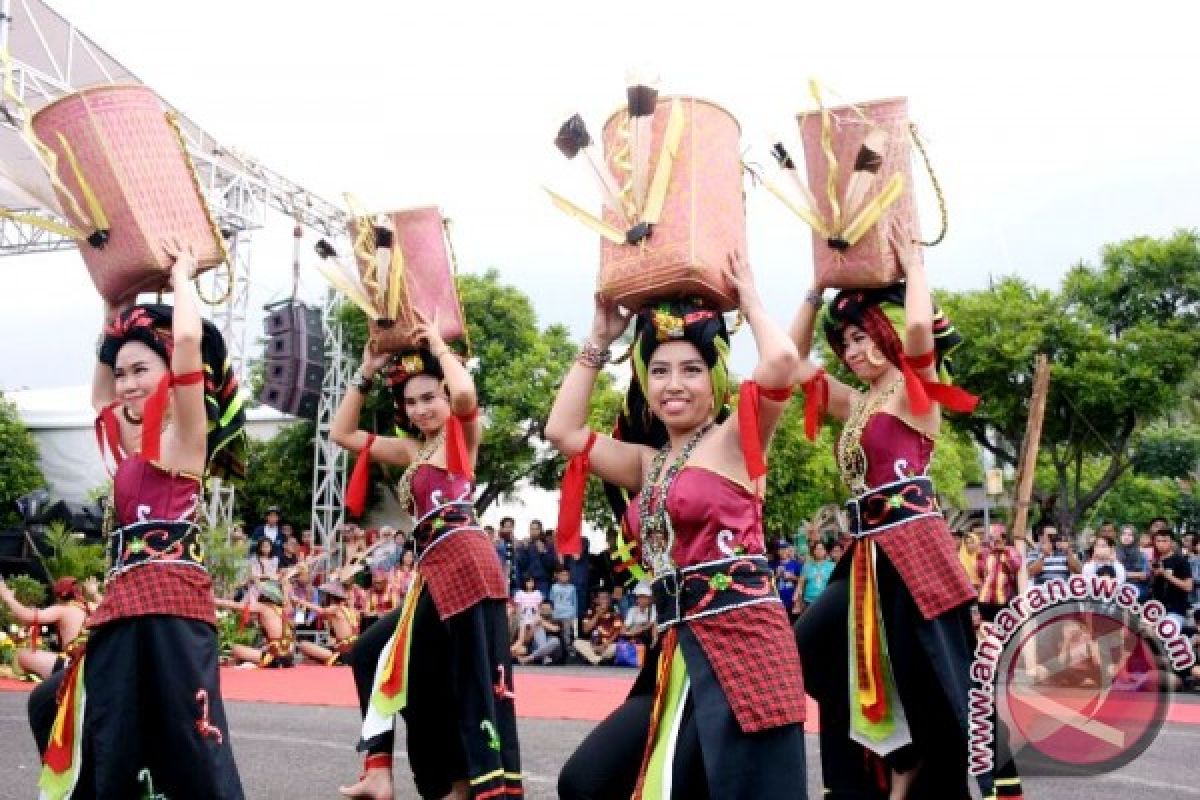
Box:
[338,768,393,800]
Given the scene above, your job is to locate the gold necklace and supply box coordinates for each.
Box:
[837,379,903,494]
[395,430,446,516]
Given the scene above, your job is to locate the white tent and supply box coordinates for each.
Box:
[7,384,291,502]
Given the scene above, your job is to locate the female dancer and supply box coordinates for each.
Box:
[549,253,808,800]
[28,241,246,798]
[789,257,1018,798]
[332,315,520,800]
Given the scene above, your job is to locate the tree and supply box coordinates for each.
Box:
[339,268,622,516]
[0,392,46,529]
[237,420,316,529]
[939,230,1200,534]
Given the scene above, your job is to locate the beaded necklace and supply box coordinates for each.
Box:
[837,379,903,495]
[395,430,446,517]
[637,423,712,577]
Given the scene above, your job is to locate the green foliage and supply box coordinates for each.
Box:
[1133,424,1200,480]
[0,573,48,636]
[938,230,1200,533]
[0,392,46,528]
[200,523,249,599]
[763,401,844,540]
[1090,470,1190,533]
[237,420,316,528]
[215,608,259,654]
[29,521,106,582]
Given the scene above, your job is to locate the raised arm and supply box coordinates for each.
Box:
[0,581,60,626]
[786,283,857,422]
[545,295,649,492]
[162,240,207,476]
[412,310,483,465]
[330,341,417,466]
[724,252,799,453]
[902,259,936,374]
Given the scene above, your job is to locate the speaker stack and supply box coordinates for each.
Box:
[259,300,326,419]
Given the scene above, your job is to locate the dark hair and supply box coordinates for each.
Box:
[500,517,515,526]
[383,348,446,436]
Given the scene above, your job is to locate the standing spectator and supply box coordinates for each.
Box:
[1150,530,1194,630]
[588,531,618,597]
[549,567,579,640]
[574,591,622,666]
[495,517,517,593]
[516,519,557,597]
[249,536,279,582]
[1082,535,1127,584]
[976,530,1023,622]
[278,535,301,570]
[513,601,564,666]
[1116,525,1151,601]
[1188,539,1200,606]
[282,523,296,547]
[795,540,835,615]
[622,583,657,649]
[562,542,591,628]
[774,541,803,621]
[1028,526,1081,586]
[958,531,983,594]
[251,505,285,558]
[1138,530,1156,566]
[513,575,543,627]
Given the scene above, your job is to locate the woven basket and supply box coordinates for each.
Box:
[598,96,742,312]
[349,206,467,354]
[32,84,226,303]
[797,96,918,289]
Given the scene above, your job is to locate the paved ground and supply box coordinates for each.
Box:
[3,687,1199,798]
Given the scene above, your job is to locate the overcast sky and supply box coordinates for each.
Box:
[2,0,1198,391]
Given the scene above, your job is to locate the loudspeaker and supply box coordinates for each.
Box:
[265,330,323,362]
[264,301,322,337]
[259,382,320,418]
[265,358,323,393]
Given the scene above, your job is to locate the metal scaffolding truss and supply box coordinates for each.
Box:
[0,0,352,535]
[312,288,353,551]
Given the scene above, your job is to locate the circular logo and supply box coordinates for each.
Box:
[993,604,1169,776]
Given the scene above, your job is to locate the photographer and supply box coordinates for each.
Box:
[1027,525,1082,587]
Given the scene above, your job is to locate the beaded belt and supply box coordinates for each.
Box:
[651,556,780,630]
[106,519,205,579]
[844,475,940,538]
[413,501,484,560]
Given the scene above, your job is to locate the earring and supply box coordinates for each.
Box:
[866,347,887,367]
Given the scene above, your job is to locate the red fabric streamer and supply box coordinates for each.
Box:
[346,434,377,518]
[737,381,793,482]
[801,369,830,442]
[140,370,204,462]
[445,407,478,480]
[556,432,597,559]
[901,351,978,415]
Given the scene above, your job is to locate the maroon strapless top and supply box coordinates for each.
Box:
[624,468,765,567]
[857,412,934,489]
[407,464,508,620]
[113,456,202,526]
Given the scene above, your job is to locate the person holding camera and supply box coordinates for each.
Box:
[1028,525,1082,586]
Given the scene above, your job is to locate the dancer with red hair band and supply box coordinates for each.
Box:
[331,312,520,800]
[789,257,1022,799]
[550,253,808,800]
[26,241,247,799]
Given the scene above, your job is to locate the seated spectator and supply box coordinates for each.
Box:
[611,583,633,617]
[231,523,248,548]
[549,567,579,640]
[288,565,321,632]
[513,575,543,628]
[514,601,564,666]
[278,535,301,570]
[297,528,323,561]
[828,540,845,564]
[362,568,398,630]
[251,506,285,558]
[574,591,623,665]
[774,542,802,622]
[249,536,279,583]
[623,583,657,648]
[795,540,834,615]
[1082,534,1127,584]
[1116,525,1151,601]
[392,549,417,598]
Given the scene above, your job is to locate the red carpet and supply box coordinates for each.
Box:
[4,671,1199,729]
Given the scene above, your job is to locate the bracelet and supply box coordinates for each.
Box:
[804,289,824,309]
[577,339,611,369]
[353,372,374,393]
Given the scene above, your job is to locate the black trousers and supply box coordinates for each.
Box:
[794,550,973,800]
[351,589,521,799]
[558,627,808,800]
[28,615,244,799]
